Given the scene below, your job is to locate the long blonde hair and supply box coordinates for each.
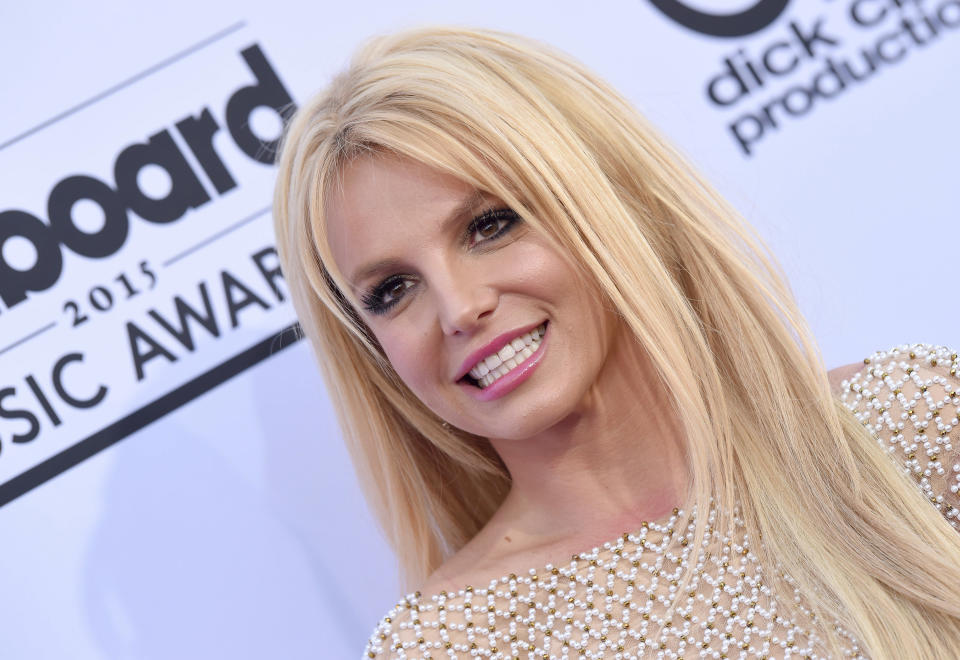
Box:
[273,27,960,658]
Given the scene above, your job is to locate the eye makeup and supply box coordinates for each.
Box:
[465,208,520,246]
[360,275,414,315]
[359,207,521,315]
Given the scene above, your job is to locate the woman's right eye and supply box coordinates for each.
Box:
[361,276,415,315]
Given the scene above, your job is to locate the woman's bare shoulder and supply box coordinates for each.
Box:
[419,517,565,597]
[418,540,505,597]
[828,361,866,394]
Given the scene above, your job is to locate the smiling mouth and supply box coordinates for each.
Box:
[461,322,547,389]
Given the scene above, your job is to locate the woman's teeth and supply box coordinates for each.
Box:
[468,323,546,388]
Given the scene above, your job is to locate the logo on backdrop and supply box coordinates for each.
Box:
[648,0,790,37]
[650,0,960,155]
[0,44,291,314]
[0,28,298,502]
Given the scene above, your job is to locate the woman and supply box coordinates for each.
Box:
[272,27,960,659]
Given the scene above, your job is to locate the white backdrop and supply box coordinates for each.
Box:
[1,1,957,658]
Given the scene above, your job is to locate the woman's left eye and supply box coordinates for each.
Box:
[467,208,520,246]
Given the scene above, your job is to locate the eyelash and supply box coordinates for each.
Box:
[360,208,521,315]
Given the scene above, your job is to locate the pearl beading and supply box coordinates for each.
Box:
[839,344,960,527]
[365,344,959,659]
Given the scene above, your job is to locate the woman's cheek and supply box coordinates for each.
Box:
[379,331,435,400]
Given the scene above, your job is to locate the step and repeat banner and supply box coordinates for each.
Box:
[1,1,957,658]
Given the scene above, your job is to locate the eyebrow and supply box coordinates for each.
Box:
[347,190,494,289]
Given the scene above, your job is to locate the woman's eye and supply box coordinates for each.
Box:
[360,209,519,317]
[468,209,519,245]
[361,276,415,315]
[384,280,406,300]
[475,219,502,239]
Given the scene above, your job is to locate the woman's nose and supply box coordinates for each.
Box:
[433,265,498,336]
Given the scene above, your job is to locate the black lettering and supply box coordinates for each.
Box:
[940,1,960,27]
[812,58,848,98]
[176,109,238,194]
[25,374,60,426]
[648,0,789,37]
[789,18,841,58]
[875,31,907,62]
[127,321,178,381]
[0,210,63,308]
[761,41,799,75]
[114,130,210,224]
[47,175,129,258]
[841,49,880,81]
[222,270,270,328]
[226,45,297,163]
[920,9,942,37]
[781,87,814,116]
[64,299,89,327]
[89,285,114,311]
[706,56,752,106]
[850,0,886,27]
[52,353,107,409]
[729,114,765,155]
[147,282,220,351]
[900,16,932,45]
[742,53,764,87]
[252,247,286,302]
[0,387,40,444]
[759,99,782,133]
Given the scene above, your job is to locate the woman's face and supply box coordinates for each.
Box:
[326,155,618,440]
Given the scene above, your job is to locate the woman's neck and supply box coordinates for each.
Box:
[488,328,690,548]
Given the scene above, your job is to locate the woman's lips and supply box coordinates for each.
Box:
[467,322,546,388]
[459,322,549,401]
[455,319,548,382]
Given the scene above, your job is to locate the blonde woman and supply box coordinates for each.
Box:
[272,27,960,659]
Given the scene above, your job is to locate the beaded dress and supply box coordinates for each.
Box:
[364,344,960,659]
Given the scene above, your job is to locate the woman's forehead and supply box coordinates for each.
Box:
[330,153,475,209]
[323,155,487,284]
